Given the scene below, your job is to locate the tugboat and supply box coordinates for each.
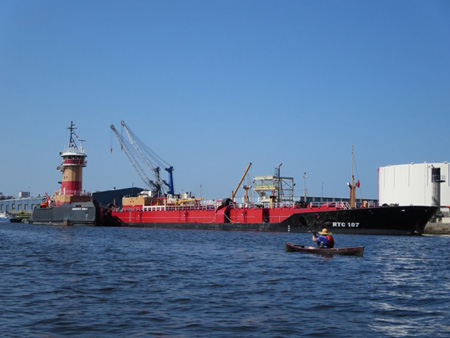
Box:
[30,121,104,226]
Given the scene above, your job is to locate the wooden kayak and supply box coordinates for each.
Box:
[285,242,364,257]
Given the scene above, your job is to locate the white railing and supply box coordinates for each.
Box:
[140,204,217,212]
[230,202,296,209]
[62,145,86,155]
[58,190,92,196]
[122,199,379,212]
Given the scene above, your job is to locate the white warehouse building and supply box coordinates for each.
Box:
[378,162,450,207]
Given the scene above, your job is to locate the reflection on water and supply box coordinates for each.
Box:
[368,237,450,337]
[0,223,449,337]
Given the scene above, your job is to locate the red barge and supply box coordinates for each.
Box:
[109,194,437,235]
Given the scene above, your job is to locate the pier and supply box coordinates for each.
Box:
[424,206,450,235]
[0,194,43,221]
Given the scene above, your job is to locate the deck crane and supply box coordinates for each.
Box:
[120,121,174,196]
[110,121,175,196]
[231,163,252,201]
[110,124,159,193]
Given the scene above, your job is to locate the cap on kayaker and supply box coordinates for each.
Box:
[319,228,332,235]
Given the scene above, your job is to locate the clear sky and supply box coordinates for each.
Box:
[1,0,449,202]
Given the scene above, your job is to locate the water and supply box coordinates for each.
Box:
[1,223,449,337]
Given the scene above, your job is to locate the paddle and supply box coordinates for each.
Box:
[298,216,317,237]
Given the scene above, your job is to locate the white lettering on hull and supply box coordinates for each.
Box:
[332,222,360,228]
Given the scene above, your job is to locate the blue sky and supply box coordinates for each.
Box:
[1,0,449,201]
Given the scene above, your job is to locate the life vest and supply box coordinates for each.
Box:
[317,235,335,248]
[325,235,335,248]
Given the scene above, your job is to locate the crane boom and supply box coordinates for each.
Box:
[110,124,157,191]
[111,120,175,197]
[120,121,164,195]
[231,163,252,200]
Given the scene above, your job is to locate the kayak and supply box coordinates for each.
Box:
[285,242,364,257]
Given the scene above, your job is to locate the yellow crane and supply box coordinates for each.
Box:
[231,163,252,201]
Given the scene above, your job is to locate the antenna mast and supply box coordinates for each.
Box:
[67,121,77,148]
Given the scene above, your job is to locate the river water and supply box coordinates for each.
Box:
[1,222,449,337]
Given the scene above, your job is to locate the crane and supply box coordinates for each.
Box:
[110,124,159,193]
[231,163,252,201]
[110,121,175,196]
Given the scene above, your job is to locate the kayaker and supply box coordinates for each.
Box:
[312,228,335,248]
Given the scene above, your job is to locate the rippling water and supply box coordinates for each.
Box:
[1,223,449,337]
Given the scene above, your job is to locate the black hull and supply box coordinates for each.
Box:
[284,205,438,235]
[30,201,99,226]
[117,205,438,236]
